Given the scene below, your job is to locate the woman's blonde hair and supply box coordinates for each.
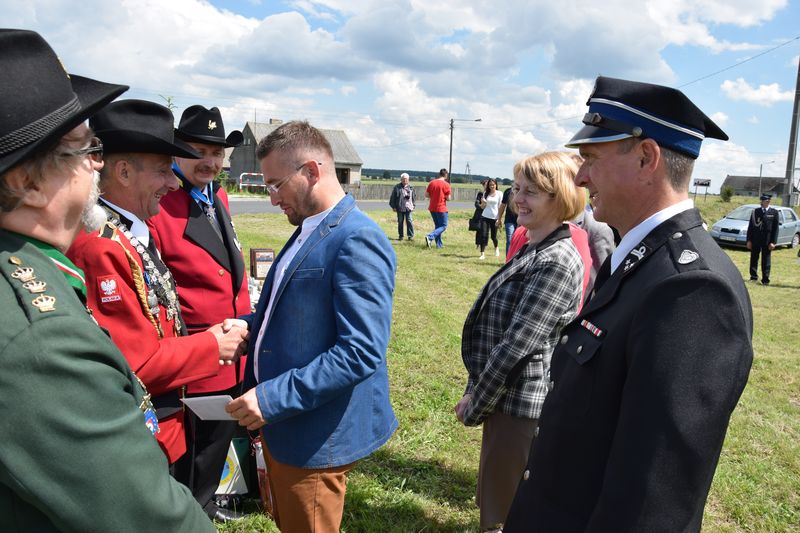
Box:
[512,151,585,221]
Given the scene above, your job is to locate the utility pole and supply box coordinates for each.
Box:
[448,117,481,183]
[784,58,800,206]
[448,119,454,182]
[758,161,774,197]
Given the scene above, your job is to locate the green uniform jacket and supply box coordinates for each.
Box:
[0,232,214,533]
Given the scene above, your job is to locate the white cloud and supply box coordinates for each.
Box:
[2,0,795,180]
[720,78,793,106]
[710,112,729,127]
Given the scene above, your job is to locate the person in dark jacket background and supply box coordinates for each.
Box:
[389,172,416,240]
[746,193,779,285]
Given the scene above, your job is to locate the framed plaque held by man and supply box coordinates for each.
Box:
[250,248,275,279]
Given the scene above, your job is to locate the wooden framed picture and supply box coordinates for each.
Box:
[250,248,275,279]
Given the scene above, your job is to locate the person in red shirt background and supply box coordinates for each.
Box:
[424,168,452,249]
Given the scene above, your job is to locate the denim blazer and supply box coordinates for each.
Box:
[243,194,398,468]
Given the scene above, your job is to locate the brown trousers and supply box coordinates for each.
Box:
[476,412,538,529]
[261,440,355,532]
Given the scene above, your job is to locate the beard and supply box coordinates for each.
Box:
[80,171,106,232]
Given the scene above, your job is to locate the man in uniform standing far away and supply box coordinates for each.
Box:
[746,193,779,285]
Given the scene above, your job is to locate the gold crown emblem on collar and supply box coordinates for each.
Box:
[32,294,56,313]
[11,266,36,282]
[22,280,47,293]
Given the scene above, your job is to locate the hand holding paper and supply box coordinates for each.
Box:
[226,388,266,431]
[181,395,235,420]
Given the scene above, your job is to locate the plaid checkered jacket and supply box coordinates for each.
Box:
[461,224,583,425]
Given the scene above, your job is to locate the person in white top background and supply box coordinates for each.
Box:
[477,178,501,260]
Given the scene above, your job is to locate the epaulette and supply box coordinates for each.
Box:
[665,230,708,272]
[1,251,63,320]
[99,221,118,240]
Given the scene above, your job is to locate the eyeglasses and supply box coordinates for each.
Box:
[265,161,321,194]
[61,137,103,164]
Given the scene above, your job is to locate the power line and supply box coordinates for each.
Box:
[678,35,800,88]
[128,34,800,152]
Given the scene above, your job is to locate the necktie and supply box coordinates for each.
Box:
[585,257,612,306]
[594,257,612,292]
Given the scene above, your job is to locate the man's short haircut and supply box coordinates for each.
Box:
[439,168,448,177]
[0,128,92,213]
[256,121,333,163]
[513,151,585,222]
[617,138,695,193]
[98,153,146,182]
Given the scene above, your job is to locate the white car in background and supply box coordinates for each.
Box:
[710,204,800,248]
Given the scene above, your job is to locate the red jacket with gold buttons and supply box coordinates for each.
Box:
[147,183,249,394]
[68,217,220,463]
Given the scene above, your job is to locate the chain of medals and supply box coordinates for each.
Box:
[105,211,182,326]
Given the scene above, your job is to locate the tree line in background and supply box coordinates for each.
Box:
[364,168,513,186]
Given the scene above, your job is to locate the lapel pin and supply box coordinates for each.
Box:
[678,250,699,264]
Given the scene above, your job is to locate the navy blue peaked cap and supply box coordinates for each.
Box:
[566,76,728,159]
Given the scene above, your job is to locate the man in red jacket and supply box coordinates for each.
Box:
[68,99,248,470]
[147,105,250,522]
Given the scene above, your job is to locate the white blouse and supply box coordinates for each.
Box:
[482,191,501,219]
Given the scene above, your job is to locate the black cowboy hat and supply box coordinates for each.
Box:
[90,100,200,159]
[175,105,243,148]
[0,29,128,176]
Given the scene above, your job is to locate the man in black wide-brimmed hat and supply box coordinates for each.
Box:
[147,104,251,521]
[67,99,249,471]
[0,29,213,532]
[505,77,753,532]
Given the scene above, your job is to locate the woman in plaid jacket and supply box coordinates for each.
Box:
[455,152,585,532]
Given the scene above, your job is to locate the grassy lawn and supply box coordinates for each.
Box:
[221,196,800,532]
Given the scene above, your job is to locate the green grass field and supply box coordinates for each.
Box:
[221,196,800,532]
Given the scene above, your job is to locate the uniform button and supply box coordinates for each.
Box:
[560,335,568,344]
[672,232,683,239]
[548,380,555,392]
[534,426,540,437]
[218,269,224,276]
[523,469,530,480]
[576,345,583,354]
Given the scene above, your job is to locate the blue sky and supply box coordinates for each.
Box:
[5,0,800,192]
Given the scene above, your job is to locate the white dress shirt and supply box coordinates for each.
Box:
[253,205,335,381]
[610,199,694,274]
[100,197,151,248]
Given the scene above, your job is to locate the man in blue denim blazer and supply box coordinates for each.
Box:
[227,121,397,532]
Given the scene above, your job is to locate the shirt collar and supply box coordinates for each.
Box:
[99,197,151,247]
[297,205,335,241]
[173,162,214,206]
[611,198,693,273]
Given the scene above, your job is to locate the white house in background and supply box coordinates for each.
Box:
[229,120,363,185]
